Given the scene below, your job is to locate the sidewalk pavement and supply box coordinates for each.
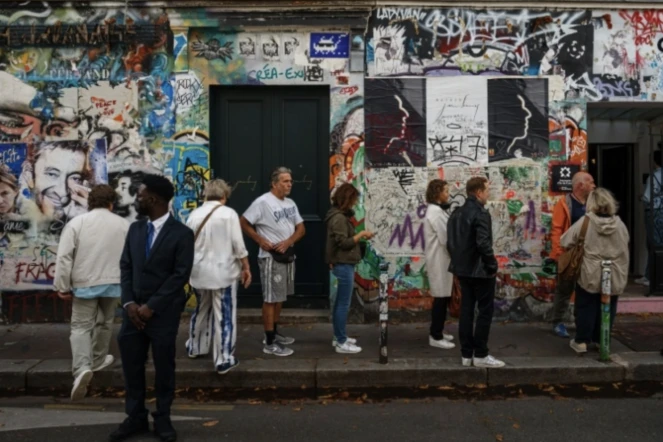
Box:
[0,318,662,397]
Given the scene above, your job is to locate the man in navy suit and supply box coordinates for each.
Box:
[110,174,194,442]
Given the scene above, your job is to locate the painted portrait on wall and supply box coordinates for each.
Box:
[17,139,107,234]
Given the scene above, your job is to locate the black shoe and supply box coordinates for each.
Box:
[109,417,149,441]
[153,417,177,442]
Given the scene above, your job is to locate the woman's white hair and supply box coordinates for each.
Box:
[204,179,232,201]
[586,187,619,216]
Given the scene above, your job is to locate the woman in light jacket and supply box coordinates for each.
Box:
[561,188,629,354]
[424,179,455,350]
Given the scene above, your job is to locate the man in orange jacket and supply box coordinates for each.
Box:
[550,171,595,338]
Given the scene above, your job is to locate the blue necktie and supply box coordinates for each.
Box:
[145,222,154,258]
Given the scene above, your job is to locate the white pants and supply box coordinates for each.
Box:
[187,283,237,369]
[70,297,117,377]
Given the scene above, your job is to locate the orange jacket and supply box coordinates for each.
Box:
[550,194,573,260]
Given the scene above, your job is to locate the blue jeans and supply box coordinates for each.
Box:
[332,264,355,345]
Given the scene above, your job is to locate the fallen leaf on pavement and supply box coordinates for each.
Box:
[496,435,504,441]
[293,407,302,411]
[203,421,219,427]
[583,385,601,392]
[513,423,520,429]
[248,400,262,405]
[437,386,453,390]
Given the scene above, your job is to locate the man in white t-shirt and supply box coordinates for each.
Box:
[241,167,305,357]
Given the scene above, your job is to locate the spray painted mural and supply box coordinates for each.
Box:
[0,4,196,321]
[3,4,663,322]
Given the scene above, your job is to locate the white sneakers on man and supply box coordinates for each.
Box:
[71,369,93,401]
[429,336,455,349]
[93,355,115,372]
[461,355,506,368]
[473,355,506,368]
[635,277,650,287]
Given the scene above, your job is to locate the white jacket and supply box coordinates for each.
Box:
[424,204,453,298]
[186,201,249,290]
[54,208,130,292]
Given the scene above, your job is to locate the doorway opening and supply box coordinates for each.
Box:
[587,103,663,296]
[209,86,331,308]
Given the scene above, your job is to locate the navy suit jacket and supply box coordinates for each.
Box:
[120,215,194,314]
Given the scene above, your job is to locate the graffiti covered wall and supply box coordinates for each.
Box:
[363,7,663,319]
[1,3,663,321]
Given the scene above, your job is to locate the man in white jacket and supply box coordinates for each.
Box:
[54,184,130,401]
[186,179,251,374]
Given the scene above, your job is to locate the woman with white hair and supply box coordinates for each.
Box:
[185,179,252,374]
[561,188,630,354]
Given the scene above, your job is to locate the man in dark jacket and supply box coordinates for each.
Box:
[447,177,505,368]
[110,174,194,442]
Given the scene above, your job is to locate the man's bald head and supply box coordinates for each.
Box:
[572,171,595,202]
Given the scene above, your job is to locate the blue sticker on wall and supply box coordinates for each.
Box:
[310,33,349,58]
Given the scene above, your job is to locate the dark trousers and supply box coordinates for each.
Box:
[574,284,618,345]
[458,277,496,359]
[118,306,182,421]
[429,297,449,340]
[551,272,576,324]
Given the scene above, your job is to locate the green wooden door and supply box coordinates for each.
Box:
[211,86,330,307]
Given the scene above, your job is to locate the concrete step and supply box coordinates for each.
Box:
[1,352,662,399]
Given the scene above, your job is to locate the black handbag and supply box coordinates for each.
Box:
[269,246,295,264]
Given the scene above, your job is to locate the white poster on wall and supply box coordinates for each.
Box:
[426,77,489,167]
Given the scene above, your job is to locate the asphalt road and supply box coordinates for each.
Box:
[0,396,661,441]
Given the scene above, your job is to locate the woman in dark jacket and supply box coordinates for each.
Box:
[325,183,373,354]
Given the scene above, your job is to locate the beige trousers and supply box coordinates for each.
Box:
[70,297,117,377]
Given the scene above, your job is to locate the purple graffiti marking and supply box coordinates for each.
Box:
[525,199,536,234]
[389,204,427,250]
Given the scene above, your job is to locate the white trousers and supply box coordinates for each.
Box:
[187,283,237,369]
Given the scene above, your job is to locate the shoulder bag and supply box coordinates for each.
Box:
[557,216,590,282]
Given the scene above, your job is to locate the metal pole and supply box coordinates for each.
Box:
[599,260,612,362]
[378,257,390,364]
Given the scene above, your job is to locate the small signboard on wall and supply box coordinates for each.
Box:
[550,163,581,193]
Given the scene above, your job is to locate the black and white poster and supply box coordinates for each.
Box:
[488,78,549,162]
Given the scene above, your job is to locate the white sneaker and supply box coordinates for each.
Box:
[71,369,93,401]
[262,333,296,345]
[570,339,587,353]
[335,341,362,354]
[429,336,455,350]
[263,343,294,357]
[635,276,650,286]
[443,332,454,342]
[461,357,473,367]
[473,355,506,368]
[92,355,114,372]
[331,337,357,347]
